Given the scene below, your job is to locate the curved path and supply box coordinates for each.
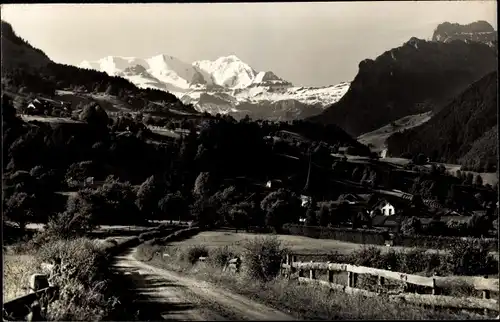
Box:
[112,248,296,321]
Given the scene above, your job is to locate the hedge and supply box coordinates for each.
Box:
[282,224,388,245]
[282,224,498,252]
[397,234,498,252]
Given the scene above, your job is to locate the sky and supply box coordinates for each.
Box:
[1,2,497,87]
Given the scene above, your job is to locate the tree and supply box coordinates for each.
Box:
[45,191,98,238]
[136,175,161,218]
[95,177,142,225]
[105,83,118,96]
[467,213,490,237]
[305,204,318,226]
[2,94,17,122]
[318,206,330,227]
[463,173,474,186]
[193,172,215,198]
[474,174,483,186]
[79,103,109,129]
[410,194,424,209]
[191,197,217,228]
[158,191,187,223]
[228,203,251,231]
[65,160,95,184]
[4,192,34,232]
[260,189,301,231]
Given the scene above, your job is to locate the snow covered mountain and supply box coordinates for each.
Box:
[78,54,349,120]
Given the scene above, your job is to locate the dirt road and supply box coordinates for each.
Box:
[112,248,296,321]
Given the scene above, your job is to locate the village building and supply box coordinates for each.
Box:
[266,179,283,189]
[371,199,398,216]
[26,98,48,113]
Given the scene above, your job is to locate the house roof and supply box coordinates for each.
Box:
[339,193,373,202]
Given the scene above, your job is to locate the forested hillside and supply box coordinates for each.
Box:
[1,20,197,114]
[386,71,497,172]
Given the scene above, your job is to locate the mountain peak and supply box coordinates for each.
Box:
[219,54,242,62]
[432,20,497,45]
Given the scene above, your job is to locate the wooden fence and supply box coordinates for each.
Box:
[281,254,499,314]
[3,274,57,321]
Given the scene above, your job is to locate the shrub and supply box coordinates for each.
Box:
[34,238,119,321]
[241,236,287,281]
[444,239,496,275]
[397,248,428,274]
[136,243,162,262]
[181,245,209,265]
[400,217,422,235]
[445,220,468,236]
[208,246,236,269]
[349,246,385,268]
[36,238,108,284]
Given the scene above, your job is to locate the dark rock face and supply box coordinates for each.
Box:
[432,21,497,46]
[309,37,497,137]
[386,71,497,169]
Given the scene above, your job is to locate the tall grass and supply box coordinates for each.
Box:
[3,254,40,302]
[34,238,120,321]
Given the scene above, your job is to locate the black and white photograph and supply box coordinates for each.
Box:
[1,1,498,320]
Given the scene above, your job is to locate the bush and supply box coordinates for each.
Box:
[241,236,287,281]
[208,246,236,269]
[36,238,108,284]
[400,217,422,235]
[180,245,209,265]
[444,239,496,275]
[349,246,385,268]
[136,243,162,262]
[34,238,119,321]
[397,248,429,274]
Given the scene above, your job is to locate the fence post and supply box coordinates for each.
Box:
[309,261,316,280]
[431,277,438,295]
[483,276,490,316]
[27,301,42,322]
[347,271,353,288]
[378,276,385,286]
[291,255,297,275]
[327,262,334,283]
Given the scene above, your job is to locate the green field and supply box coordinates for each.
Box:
[165,230,419,256]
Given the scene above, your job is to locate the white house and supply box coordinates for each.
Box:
[27,99,44,111]
[371,200,397,216]
[300,195,312,208]
[266,179,283,189]
[381,202,396,216]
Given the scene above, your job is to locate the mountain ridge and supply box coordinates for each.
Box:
[308,36,497,136]
[78,54,350,121]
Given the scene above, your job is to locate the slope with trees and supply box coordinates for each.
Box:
[386,71,497,172]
